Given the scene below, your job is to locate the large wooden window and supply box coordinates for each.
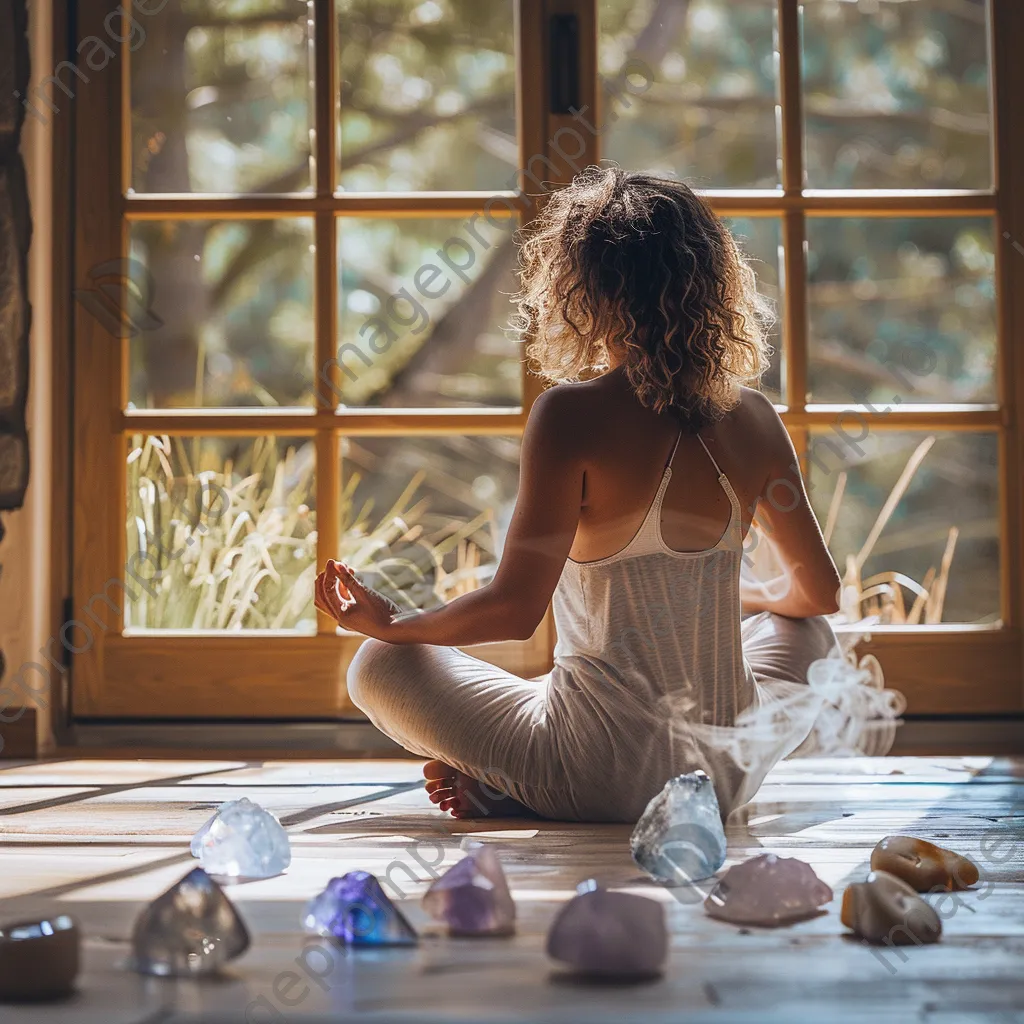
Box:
[70,0,1023,721]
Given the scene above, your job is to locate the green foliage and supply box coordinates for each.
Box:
[123,0,1000,626]
[126,435,318,630]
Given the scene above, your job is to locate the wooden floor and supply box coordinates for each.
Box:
[0,756,1021,1023]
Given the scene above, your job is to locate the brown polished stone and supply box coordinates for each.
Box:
[0,915,80,1001]
[841,870,942,946]
[870,835,979,892]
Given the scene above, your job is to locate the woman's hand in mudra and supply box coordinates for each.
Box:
[314,560,402,639]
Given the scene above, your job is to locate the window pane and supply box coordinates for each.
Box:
[337,0,517,191]
[598,0,780,188]
[806,218,996,406]
[340,435,520,611]
[805,431,999,625]
[128,219,315,410]
[130,1,313,194]
[726,217,783,403]
[334,217,522,408]
[125,436,317,631]
[802,0,992,189]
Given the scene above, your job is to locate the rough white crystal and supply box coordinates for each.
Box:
[631,770,727,884]
[191,797,291,879]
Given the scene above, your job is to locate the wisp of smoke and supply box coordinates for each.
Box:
[675,637,905,777]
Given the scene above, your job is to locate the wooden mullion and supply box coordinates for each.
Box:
[313,0,340,633]
[71,0,130,714]
[992,0,1024,636]
[121,191,999,221]
[777,0,807,413]
[122,193,523,219]
[313,0,336,198]
[787,407,1003,431]
[781,210,808,412]
[517,0,547,412]
[777,0,804,194]
[119,410,525,437]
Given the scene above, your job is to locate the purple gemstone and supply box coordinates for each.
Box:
[422,843,515,936]
[547,882,668,979]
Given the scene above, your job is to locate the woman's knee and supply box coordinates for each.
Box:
[770,613,839,662]
[347,637,402,715]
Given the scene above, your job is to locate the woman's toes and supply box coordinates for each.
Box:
[424,777,452,795]
[429,787,454,804]
[423,759,456,781]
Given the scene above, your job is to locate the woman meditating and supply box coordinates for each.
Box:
[315,167,842,823]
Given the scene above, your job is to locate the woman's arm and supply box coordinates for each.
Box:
[317,386,585,645]
[741,400,842,618]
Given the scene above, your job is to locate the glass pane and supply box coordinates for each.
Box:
[598,0,779,188]
[806,218,996,406]
[340,435,520,611]
[726,217,783,403]
[334,217,522,408]
[802,0,992,189]
[130,0,313,194]
[806,431,999,625]
[125,435,317,631]
[128,219,315,410]
[336,0,517,191]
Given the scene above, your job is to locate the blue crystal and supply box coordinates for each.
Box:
[303,871,417,947]
[630,770,727,884]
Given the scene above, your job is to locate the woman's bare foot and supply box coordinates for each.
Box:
[422,760,534,819]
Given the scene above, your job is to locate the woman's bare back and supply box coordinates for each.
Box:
[567,370,770,561]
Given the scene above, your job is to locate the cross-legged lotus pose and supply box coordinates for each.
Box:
[315,167,843,823]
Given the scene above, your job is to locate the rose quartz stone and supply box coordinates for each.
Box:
[705,854,833,926]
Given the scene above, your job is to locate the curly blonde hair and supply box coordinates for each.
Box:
[513,166,774,430]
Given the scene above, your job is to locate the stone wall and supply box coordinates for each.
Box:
[0,0,33,717]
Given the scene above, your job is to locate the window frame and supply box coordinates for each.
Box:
[68,0,1024,721]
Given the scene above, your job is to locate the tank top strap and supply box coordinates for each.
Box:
[665,428,683,472]
[697,433,743,546]
[622,429,683,554]
[696,433,723,476]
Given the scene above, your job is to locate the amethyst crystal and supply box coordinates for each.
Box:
[304,871,417,947]
[422,842,516,936]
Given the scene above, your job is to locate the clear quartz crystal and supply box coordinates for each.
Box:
[128,868,250,977]
[304,871,418,947]
[191,797,291,879]
[705,854,834,925]
[422,841,516,936]
[546,880,668,979]
[631,771,727,884]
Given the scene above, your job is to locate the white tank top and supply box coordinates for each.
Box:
[550,428,755,736]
